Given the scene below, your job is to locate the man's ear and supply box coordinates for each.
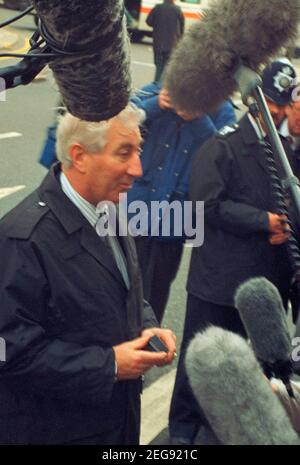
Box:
[69,144,87,173]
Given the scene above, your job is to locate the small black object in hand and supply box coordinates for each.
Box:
[145,335,168,353]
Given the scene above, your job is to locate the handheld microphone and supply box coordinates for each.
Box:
[185,327,299,445]
[235,277,294,397]
[164,0,300,114]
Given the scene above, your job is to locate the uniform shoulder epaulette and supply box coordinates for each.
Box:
[2,193,50,240]
[217,124,240,137]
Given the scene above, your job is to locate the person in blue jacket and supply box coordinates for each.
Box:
[126,82,236,323]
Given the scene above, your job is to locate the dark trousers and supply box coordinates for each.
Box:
[154,50,171,83]
[169,294,247,442]
[61,425,127,445]
[135,237,184,323]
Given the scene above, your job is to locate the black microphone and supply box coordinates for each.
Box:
[1,1,131,121]
[33,0,131,121]
[164,0,300,114]
[185,327,299,445]
[235,277,294,397]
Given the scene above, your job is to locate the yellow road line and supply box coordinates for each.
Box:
[0,37,30,60]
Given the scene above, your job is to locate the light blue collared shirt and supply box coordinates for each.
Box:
[60,172,129,289]
[60,171,99,228]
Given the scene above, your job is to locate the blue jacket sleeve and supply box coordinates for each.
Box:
[210,101,237,130]
[131,83,166,122]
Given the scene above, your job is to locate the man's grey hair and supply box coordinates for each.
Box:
[56,103,144,168]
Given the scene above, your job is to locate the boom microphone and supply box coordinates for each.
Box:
[32,0,131,121]
[235,277,294,396]
[185,327,299,445]
[164,0,300,114]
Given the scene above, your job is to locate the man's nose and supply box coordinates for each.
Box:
[128,153,143,178]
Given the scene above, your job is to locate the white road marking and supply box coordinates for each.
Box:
[0,185,25,200]
[132,61,155,68]
[0,132,22,140]
[140,368,176,445]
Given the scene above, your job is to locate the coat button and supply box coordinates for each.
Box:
[152,189,156,193]
[38,201,47,207]
[165,144,170,148]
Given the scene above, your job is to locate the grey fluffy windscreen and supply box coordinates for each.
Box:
[185,327,299,445]
[164,0,300,114]
[234,277,291,363]
[33,0,131,121]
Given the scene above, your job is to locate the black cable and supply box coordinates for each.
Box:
[0,2,126,89]
[0,52,58,58]
[249,106,300,272]
[261,138,300,282]
[0,5,35,29]
[38,19,83,56]
[37,5,125,57]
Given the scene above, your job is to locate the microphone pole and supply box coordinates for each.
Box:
[235,65,300,321]
[253,84,300,215]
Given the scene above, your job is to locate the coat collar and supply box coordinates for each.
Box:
[239,113,262,146]
[238,113,295,177]
[38,163,86,235]
[38,164,127,289]
[238,113,270,174]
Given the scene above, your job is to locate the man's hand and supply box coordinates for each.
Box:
[158,89,173,110]
[268,213,288,233]
[269,231,291,245]
[113,335,170,381]
[141,327,177,366]
[268,213,291,245]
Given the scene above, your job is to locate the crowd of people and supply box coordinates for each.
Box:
[1,1,300,447]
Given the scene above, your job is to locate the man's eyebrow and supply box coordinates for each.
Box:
[116,143,134,151]
[116,140,143,150]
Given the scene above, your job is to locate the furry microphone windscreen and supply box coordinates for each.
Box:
[164,0,300,114]
[33,0,131,121]
[234,277,291,364]
[185,327,299,445]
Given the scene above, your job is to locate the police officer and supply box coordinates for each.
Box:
[168,60,297,445]
[262,58,297,128]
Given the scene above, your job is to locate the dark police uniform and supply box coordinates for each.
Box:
[169,113,294,443]
[0,164,157,445]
